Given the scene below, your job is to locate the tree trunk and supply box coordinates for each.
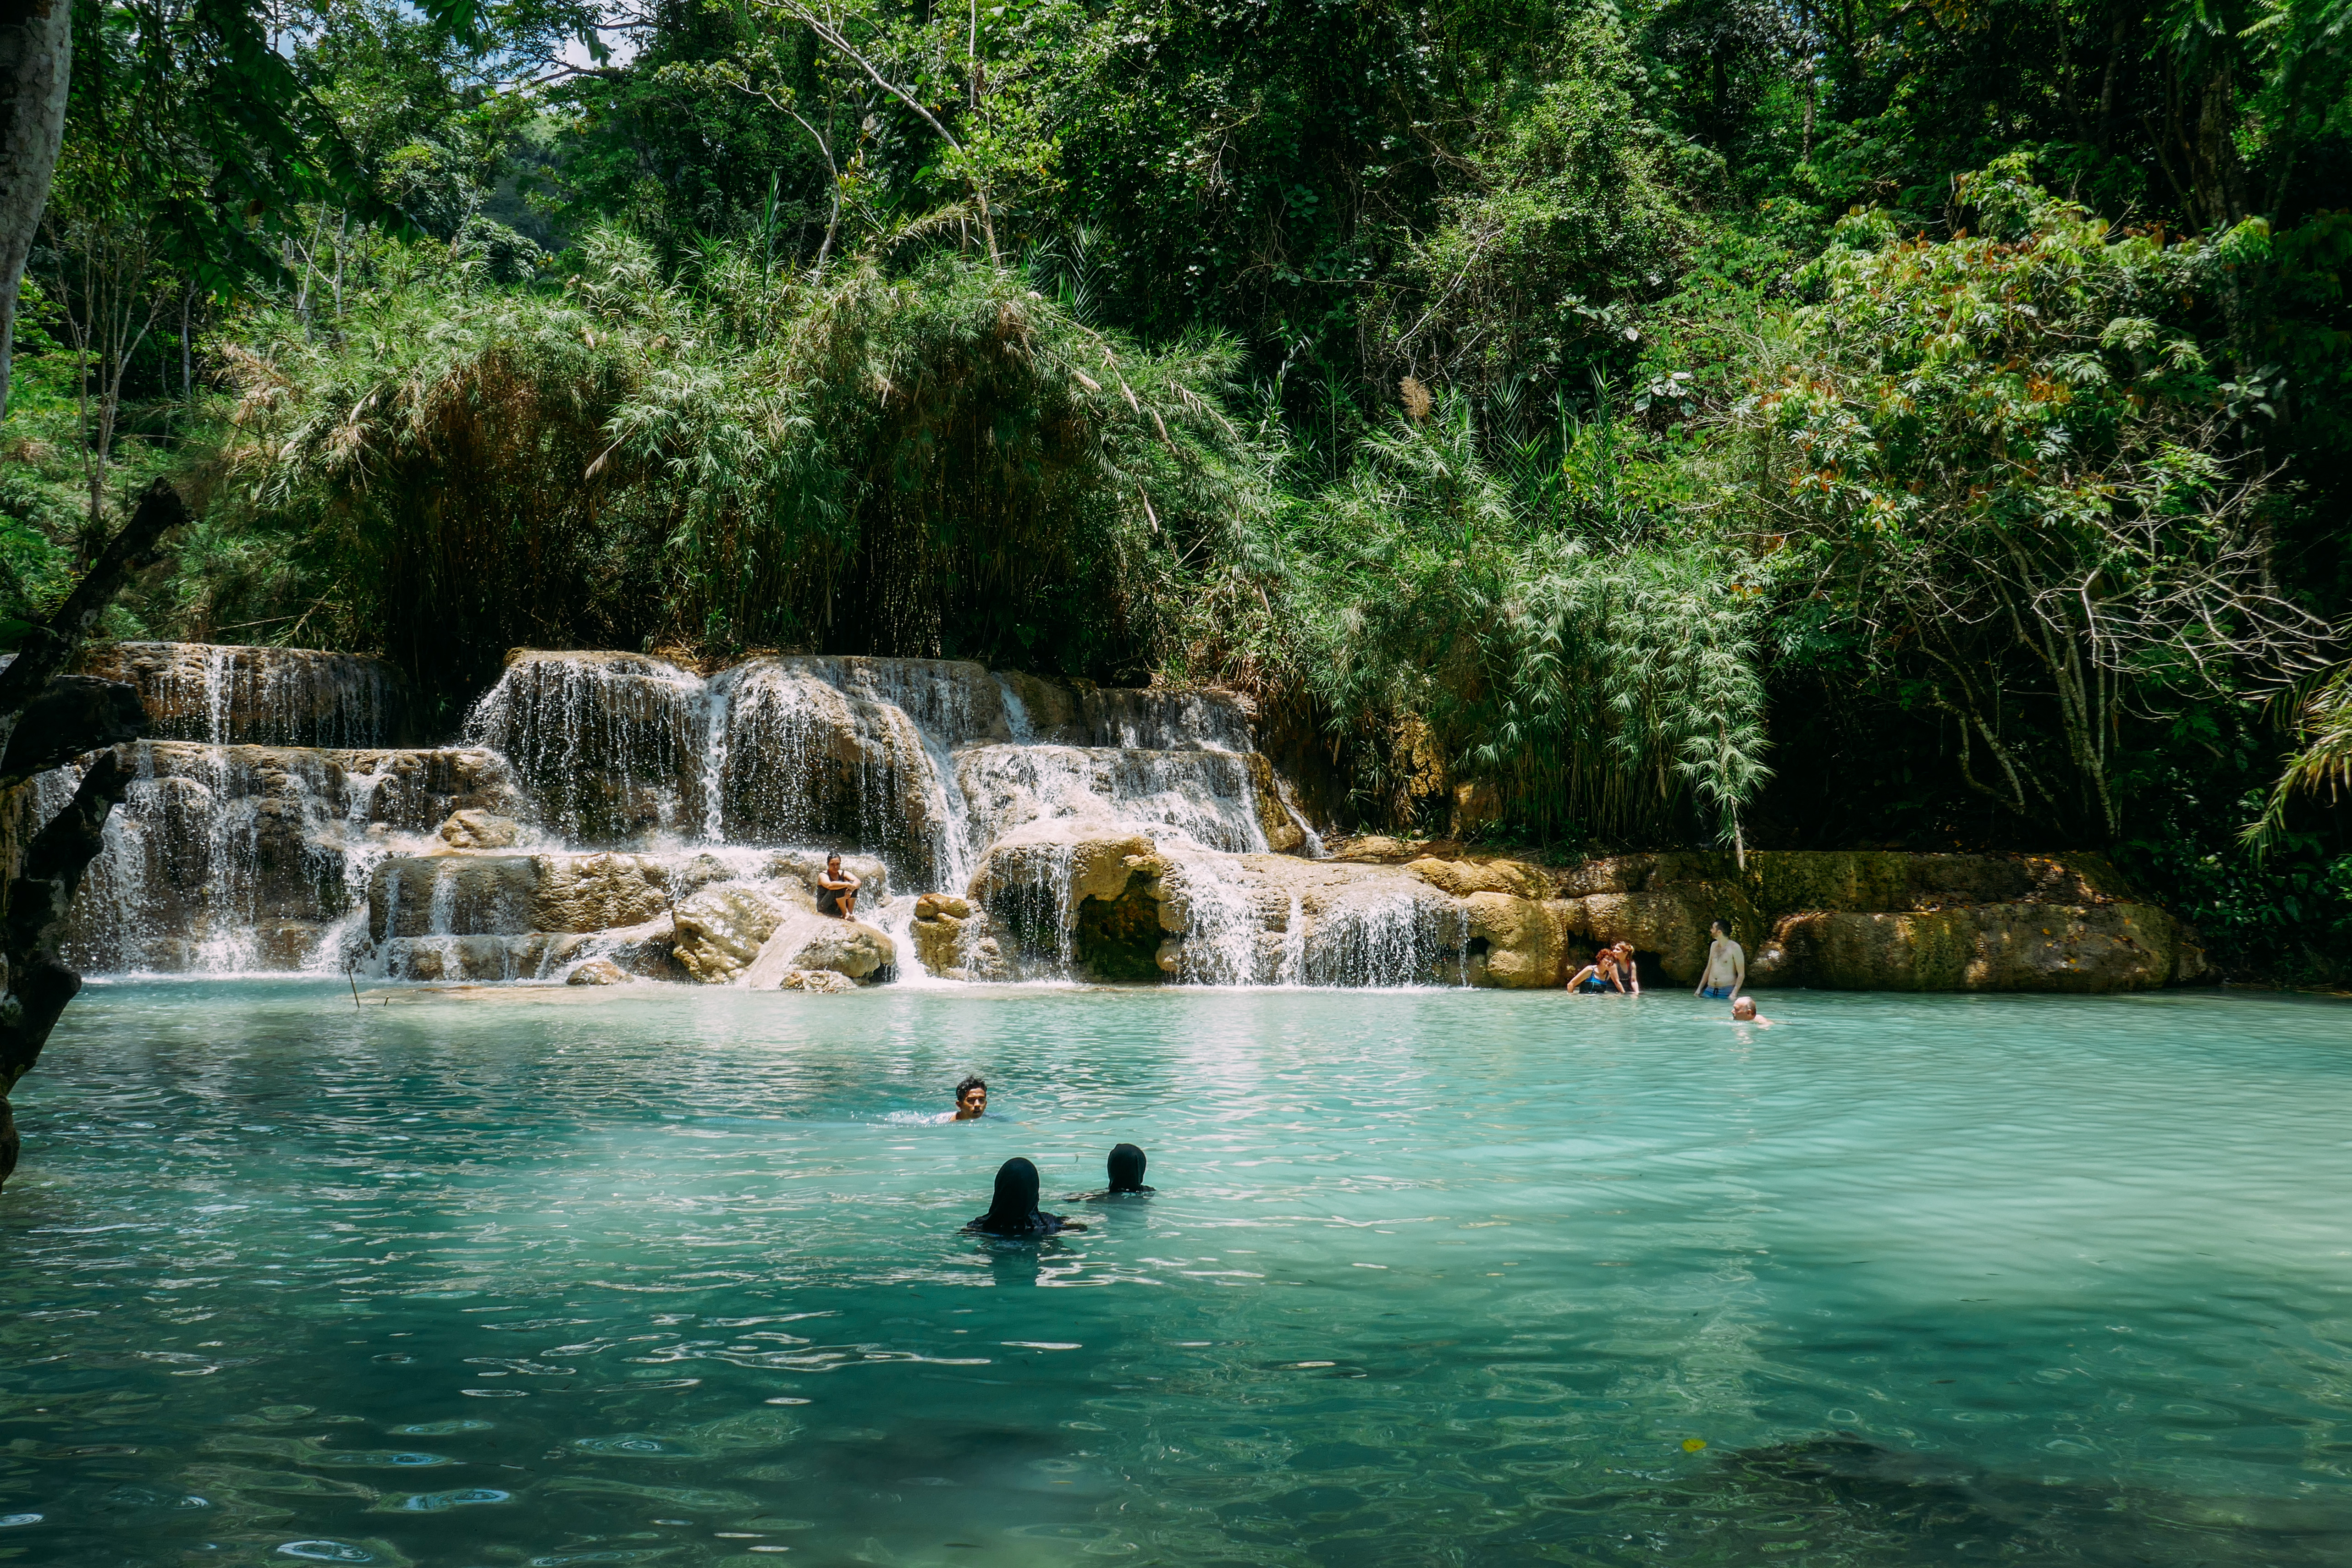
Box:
[0,478,186,1189]
[0,0,71,425]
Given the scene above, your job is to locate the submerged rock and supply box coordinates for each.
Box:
[773,968,858,993]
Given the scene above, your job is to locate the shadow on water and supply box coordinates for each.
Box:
[1529,1436,2352,1568]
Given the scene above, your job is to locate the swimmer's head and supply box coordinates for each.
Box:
[1731,997,1757,1021]
[955,1074,988,1117]
[1107,1142,1147,1192]
[985,1156,1042,1226]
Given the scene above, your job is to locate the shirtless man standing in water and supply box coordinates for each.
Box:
[1695,919,1745,1001]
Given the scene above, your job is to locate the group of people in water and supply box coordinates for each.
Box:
[944,1073,1155,1237]
[1568,919,1772,1024]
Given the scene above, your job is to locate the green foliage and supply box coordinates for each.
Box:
[1731,157,2326,839]
[1208,389,1769,847]
[206,232,1259,713]
[20,0,2352,968]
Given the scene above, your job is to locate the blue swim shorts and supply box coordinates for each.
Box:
[1699,985,1733,1000]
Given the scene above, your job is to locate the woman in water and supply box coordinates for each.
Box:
[1564,946,1626,994]
[967,1157,1085,1237]
[1076,1143,1155,1199]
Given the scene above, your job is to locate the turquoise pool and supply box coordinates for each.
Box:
[4,982,2351,1566]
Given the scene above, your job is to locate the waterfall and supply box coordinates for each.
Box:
[1301,880,1469,988]
[77,642,402,748]
[953,745,1268,860]
[466,652,702,843]
[39,641,1472,989]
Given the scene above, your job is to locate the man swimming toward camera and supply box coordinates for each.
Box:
[952,1075,987,1120]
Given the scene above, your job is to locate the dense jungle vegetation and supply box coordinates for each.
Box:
[2,0,2349,978]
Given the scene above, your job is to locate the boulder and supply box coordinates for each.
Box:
[567,957,628,985]
[1462,892,1573,989]
[774,968,858,994]
[671,884,788,983]
[439,809,520,849]
[743,912,898,987]
[909,897,1008,980]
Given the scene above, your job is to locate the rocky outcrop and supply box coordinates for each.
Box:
[567,957,628,985]
[439,809,520,848]
[743,911,896,987]
[76,642,404,748]
[909,893,1008,982]
[670,883,788,983]
[467,650,705,843]
[53,743,519,973]
[1383,847,2205,993]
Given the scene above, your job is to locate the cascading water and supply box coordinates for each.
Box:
[76,641,403,747]
[38,641,1491,988]
[466,651,702,843]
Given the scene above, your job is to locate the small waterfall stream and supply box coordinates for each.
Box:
[43,644,1459,986]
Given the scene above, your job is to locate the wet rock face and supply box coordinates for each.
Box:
[743,911,897,987]
[966,831,1468,986]
[76,642,404,748]
[467,651,704,843]
[567,957,628,985]
[53,744,519,974]
[439,809,520,849]
[670,884,789,983]
[910,895,1006,982]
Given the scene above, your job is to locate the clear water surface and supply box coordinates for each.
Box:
[4,982,2352,1568]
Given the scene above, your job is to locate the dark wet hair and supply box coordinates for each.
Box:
[955,1074,987,1099]
[1107,1143,1147,1192]
[973,1156,1063,1236]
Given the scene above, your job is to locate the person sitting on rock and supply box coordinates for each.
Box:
[816,854,859,919]
[953,1075,988,1120]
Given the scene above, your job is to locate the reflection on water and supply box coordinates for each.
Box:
[3,982,2352,1566]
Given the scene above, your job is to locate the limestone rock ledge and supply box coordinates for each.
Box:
[1418,848,2207,993]
[966,836,2205,994]
[743,912,897,988]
